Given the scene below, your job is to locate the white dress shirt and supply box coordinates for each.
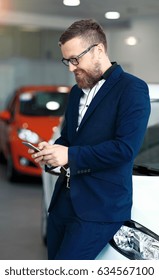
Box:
[77,79,105,128]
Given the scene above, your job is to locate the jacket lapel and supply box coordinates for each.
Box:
[77,65,123,131]
[70,86,83,134]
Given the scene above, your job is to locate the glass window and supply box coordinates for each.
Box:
[134,90,159,173]
[19,91,68,116]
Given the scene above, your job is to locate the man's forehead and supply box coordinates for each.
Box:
[61,38,86,57]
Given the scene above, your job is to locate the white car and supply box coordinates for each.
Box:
[41,84,159,260]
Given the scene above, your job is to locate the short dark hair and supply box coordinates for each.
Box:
[59,19,107,51]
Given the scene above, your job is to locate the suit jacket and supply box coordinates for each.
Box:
[48,65,151,222]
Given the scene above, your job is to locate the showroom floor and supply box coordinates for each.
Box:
[0,162,47,260]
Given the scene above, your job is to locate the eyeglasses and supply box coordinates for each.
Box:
[62,44,98,67]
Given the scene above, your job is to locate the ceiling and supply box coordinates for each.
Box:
[1,0,159,30]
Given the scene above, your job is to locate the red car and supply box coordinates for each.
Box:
[0,85,70,181]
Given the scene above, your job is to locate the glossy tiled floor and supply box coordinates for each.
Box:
[0,162,47,260]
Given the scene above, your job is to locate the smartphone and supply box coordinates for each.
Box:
[22,141,40,152]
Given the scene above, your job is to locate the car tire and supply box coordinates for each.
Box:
[41,190,48,246]
[7,155,18,182]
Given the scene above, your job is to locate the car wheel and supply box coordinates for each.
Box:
[7,155,18,182]
[41,190,48,246]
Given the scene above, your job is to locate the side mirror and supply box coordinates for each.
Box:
[0,110,11,122]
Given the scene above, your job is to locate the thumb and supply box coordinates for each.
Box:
[38,141,49,150]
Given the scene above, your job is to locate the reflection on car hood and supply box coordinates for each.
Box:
[132,175,159,235]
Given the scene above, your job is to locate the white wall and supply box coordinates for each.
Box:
[0,64,15,109]
[107,17,159,83]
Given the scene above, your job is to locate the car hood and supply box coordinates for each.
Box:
[16,115,61,141]
[132,175,159,235]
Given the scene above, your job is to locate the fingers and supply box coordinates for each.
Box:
[28,148,35,154]
[28,142,51,157]
[31,146,54,165]
[38,141,50,150]
[31,152,44,162]
[29,143,68,167]
[31,148,52,159]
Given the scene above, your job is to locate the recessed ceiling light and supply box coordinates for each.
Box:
[125,36,138,46]
[63,0,80,6]
[105,11,120,20]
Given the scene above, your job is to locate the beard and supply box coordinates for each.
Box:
[74,62,102,89]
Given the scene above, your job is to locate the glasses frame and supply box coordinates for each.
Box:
[62,44,98,66]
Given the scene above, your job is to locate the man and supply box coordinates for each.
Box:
[30,19,150,259]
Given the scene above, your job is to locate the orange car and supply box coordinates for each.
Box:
[0,85,70,181]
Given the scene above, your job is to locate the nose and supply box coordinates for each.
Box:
[68,62,77,72]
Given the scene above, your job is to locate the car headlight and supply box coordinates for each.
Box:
[110,220,159,260]
[18,128,40,143]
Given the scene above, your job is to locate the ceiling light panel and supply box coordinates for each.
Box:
[63,0,80,6]
[105,11,120,19]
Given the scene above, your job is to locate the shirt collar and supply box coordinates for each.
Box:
[101,62,118,80]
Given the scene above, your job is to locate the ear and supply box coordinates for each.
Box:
[96,43,105,58]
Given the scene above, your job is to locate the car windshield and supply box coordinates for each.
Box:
[134,94,159,174]
[19,91,68,116]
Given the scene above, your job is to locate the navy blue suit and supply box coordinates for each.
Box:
[47,65,150,259]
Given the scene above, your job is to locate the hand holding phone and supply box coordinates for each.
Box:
[22,141,53,168]
[22,141,40,152]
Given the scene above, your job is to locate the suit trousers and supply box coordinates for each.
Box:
[47,187,123,260]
